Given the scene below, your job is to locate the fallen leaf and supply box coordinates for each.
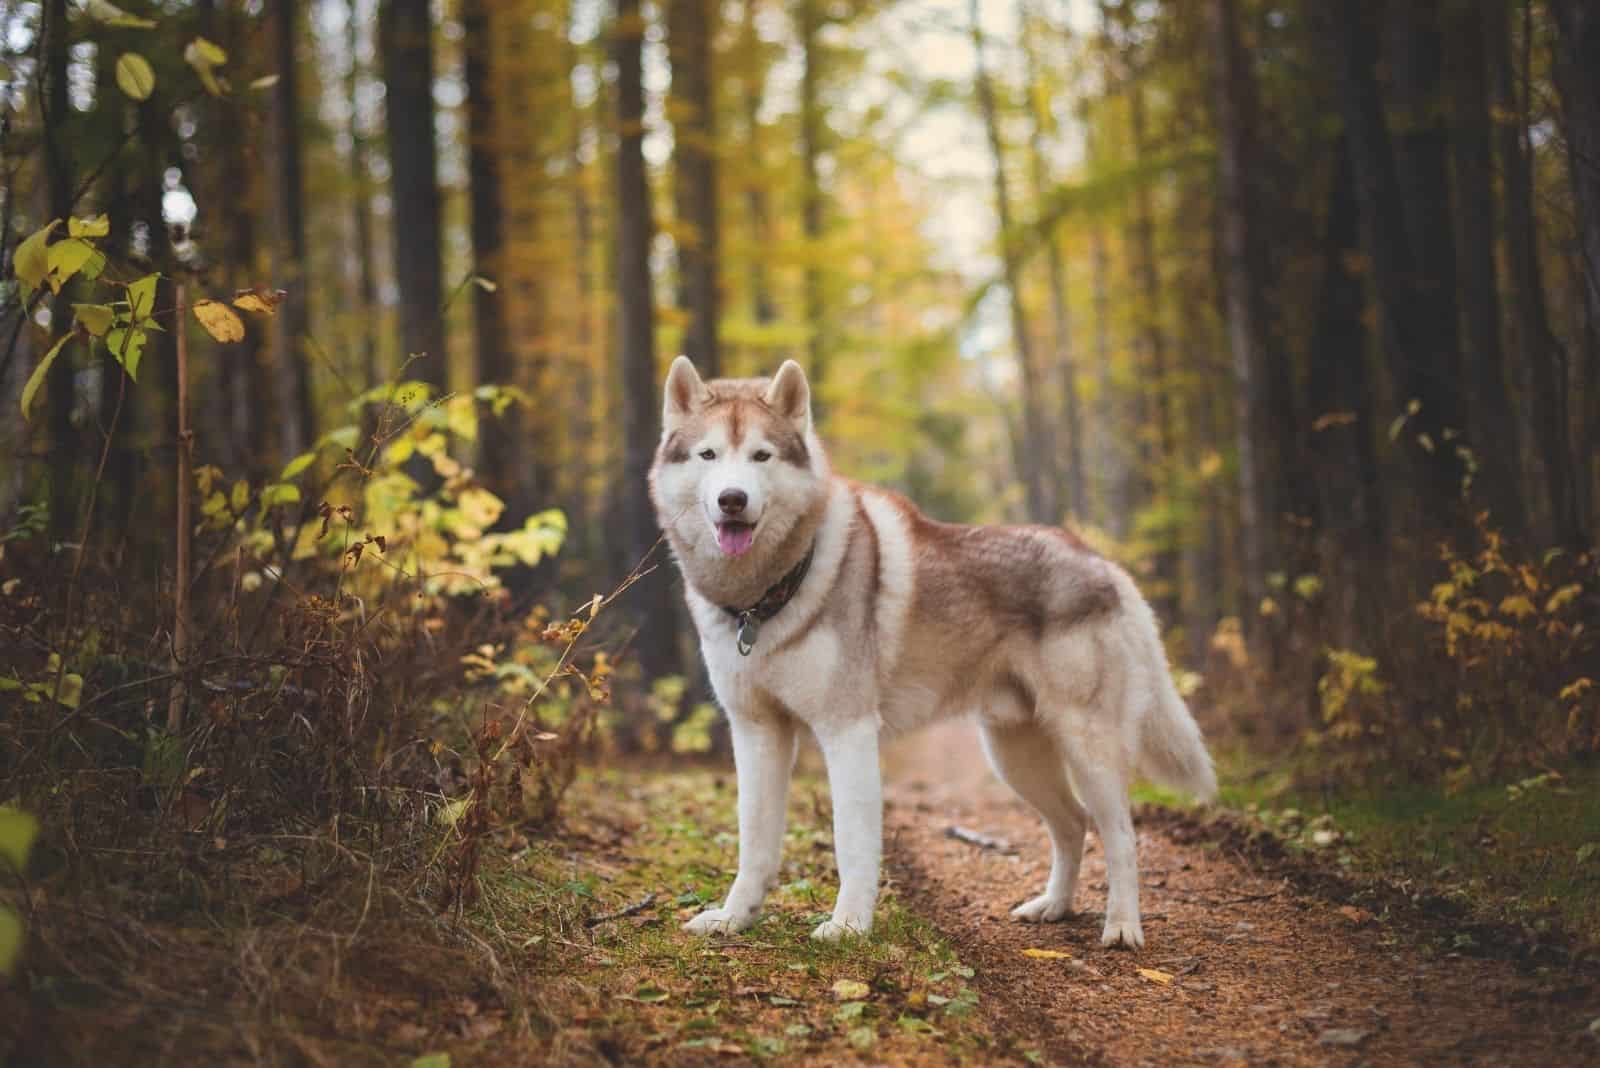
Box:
[832,978,870,1000]
[1138,967,1174,985]
[1338,905,1373,925]
[1317,1027,1370,1048]
[628,985,670,1003]
[1021,948,1073,960]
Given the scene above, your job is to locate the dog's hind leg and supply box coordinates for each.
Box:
[1056,727,1143,949]
[979,720,1088,923]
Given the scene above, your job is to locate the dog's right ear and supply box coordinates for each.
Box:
[663,356,709,431]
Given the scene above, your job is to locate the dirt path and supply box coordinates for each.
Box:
[880,723,1600,1067]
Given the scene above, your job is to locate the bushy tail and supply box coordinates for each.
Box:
[1118,574,1218,801]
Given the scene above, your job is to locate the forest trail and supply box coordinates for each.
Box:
[880,724,1600,1067]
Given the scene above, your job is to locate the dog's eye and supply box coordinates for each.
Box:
[698,448,716,461]
[751,449,772,463]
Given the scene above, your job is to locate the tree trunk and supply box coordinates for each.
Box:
[1324,0,1467,527]
[1021,0,1085,519]
[1486,0,1582,547]
[1444,0,1524,535]
[1207,0,1271,620]
[347,0,380,390]
[971,0,1056,525]
[381,0,447,390]
[668,0,721,377]
[1089,223,1126,537]
[614,0,681,682]
[798,0,826,408]
[1128,78,1178,615]
[41,0,75,546]
[1307,140,1384,646]
[464,0,530,526]
[269,0,315,457]
[740,0,775,328]
[1548,0,1600,542]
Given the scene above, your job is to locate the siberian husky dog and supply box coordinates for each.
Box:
[648,358,1216,948]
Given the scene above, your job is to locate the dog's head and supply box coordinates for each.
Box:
[649,358,826,567]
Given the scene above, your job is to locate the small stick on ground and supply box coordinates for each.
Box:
[946,825,1018,855]
[585,892,658,927]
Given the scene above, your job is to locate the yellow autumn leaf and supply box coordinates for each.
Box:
[1137,968,1174,985]
[1558,678,1594,703]
[1020,948,1072,960]
[115,52,155,101]
[1497,595,1536,620]
[192,299,245,342]
[1545,584,1582,613]
[232,288,285,315]
[68,215,110,238]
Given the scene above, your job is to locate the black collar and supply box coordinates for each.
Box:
[721,545,815,656]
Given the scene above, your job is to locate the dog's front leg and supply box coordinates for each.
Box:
[811,717,881,941]
[684,710,795,936]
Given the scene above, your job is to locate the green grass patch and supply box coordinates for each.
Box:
[1208,749,1600,946]
[472,767,1014,1064]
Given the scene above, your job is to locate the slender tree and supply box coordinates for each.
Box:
[381,0,447,389]
[667,0,721,376]
[1444,0,1524,534]
[346,0,380,390]
[269,0,315,457]
[41,0,75,544]
[798,0,826,406]
[614,0,680,681]
[971,0,1056,524]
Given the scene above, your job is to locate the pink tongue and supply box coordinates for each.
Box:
[716,523,755,556]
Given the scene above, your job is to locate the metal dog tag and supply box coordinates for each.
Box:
[736,611,760,656]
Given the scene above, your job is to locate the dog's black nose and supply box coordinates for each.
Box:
[718,489,748,515]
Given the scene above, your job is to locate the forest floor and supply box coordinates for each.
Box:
[9,724,1600,1066]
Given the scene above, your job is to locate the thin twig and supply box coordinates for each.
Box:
[945,825,1019,855]
[584,892,658,927]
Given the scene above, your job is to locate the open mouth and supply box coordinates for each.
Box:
[714,520,756,557]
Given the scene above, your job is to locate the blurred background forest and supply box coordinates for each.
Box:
[2,0,1600,1059]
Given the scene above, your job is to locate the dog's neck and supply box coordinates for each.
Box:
[667,484,831,610]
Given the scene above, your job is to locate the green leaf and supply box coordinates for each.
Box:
[259,483,301,509]
[280,451,316,481]
[13,221,60,294]
[0,808,39,871]
[106,327,148,381]
[126,274,160,319]
[230,480,250,514]
[188,36,228,66]
[55,673,83,709]
[1578,843,1599,865]
[21,334,72,420]
[409,1056,450,1068]
[317,425,360,452]
[115,52,156,101]
[0,908,20,976]
[45,238,103,294]
[847,1025,876,1051]
[73,303,115,337]
[628,985,671,1003]
[86,0,157,28]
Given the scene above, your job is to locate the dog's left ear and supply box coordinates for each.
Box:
[763,360,811,434]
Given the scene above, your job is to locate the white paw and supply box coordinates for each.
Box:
[683,906,755,936]
[1100,917,1144,950]
[811,915,871,942]
[1011,893,1074,923]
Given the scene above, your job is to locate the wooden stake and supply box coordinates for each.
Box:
[168,283,192,735]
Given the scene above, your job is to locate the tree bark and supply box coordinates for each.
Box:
[1444,0,1524,535]
[740,0,776,327]
[1307,140,1384,646]
[1548,0,1600,542]
[381,0,447,390]
[41,0,75,545]
[614,0,681,682]
[971,0,1056,524]
[1324,0,1467,526]
[1207,0,1271,618]
[1486,0,1583,546]
[668,0,721,377]
[269,0,316,457]
[464,0,530,526]
[1021,1,1085,519]
[347,0,380,390]
[798,0,826,408]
